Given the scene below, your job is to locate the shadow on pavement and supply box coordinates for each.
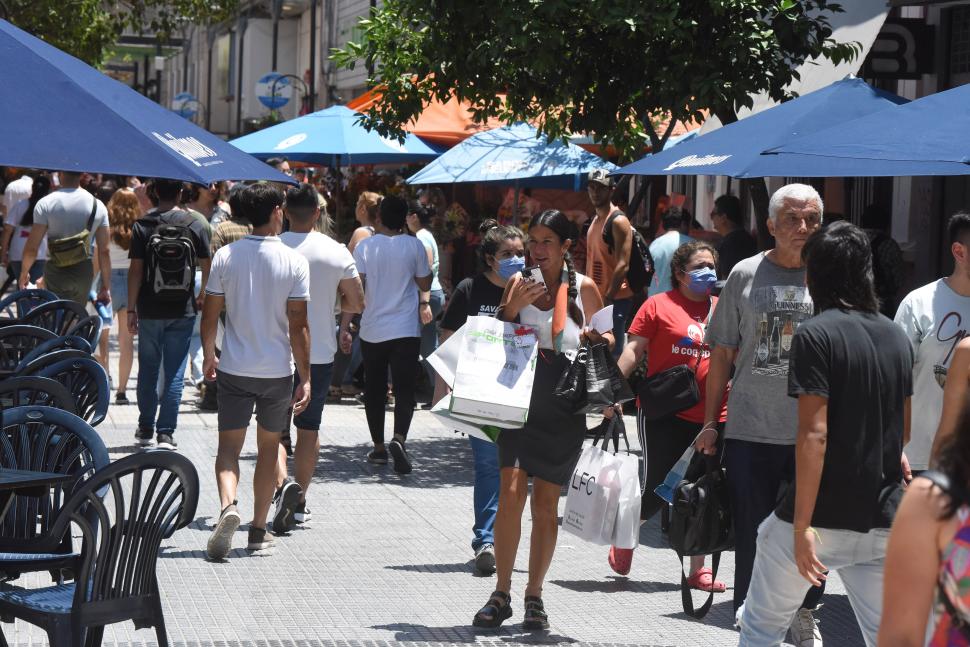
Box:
[549,577,681,594]
[386,561,476,574]
[239,435,478,489]
[371,622,577,644]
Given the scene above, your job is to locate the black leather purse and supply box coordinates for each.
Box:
[637,299,711,421]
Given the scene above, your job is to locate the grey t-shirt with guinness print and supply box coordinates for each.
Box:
[705,252,813,445]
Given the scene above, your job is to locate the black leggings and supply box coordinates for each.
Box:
[637,409,721,521]
[360,337,420,445]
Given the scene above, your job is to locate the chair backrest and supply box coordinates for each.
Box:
[0,376,77,416]
[0,288,58,319]
[19,299,88,336]
[18,348,91,376]
[34,357,109,427]
[65,315,103,349]
[49,451,198,622]
[14,335,93,373]
[0,407,109,547]
[0,325,57,373]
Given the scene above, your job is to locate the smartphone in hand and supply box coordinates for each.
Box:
[522,265,546,287]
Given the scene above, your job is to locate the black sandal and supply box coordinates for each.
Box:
[472,590,512,628]
[522,595,549,631]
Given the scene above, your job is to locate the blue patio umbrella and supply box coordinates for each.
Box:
[406,123,618,190]
[0,19,292,185]
[230,105,442,166]
[769,82,970,169]
[613,78,970,179]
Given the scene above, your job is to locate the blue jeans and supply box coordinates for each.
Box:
[740,515,887,646]
[420,289,445,386]
[137,316,194,436]
[612,298,632,358]
[469,436,500,550]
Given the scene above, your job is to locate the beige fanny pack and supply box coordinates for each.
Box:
[48,197,97,268]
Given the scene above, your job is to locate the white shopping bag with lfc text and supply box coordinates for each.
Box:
[450,316,538,427]
[562,441,624,546]
[611,452,642,549]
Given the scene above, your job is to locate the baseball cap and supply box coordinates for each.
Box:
[588,169,614,187]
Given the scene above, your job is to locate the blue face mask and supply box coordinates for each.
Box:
[497,255,526,280]
[686,267,718,294]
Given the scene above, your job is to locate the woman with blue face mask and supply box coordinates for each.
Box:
[435,219,525,577]
[602,240,730,593]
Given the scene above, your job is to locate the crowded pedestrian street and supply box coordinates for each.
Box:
[3,356,868,646]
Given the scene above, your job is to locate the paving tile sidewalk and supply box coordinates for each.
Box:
[5,354,866,646]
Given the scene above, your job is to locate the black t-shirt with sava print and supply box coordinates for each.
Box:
[775,308,914,532]
[440,274,506,332]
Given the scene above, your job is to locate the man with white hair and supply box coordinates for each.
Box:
[697,184,824,646]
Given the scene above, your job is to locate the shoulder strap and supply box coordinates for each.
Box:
[86,197,98,232]
[921,470,951,493]
[679,552,719,619]
[602,209,626,249]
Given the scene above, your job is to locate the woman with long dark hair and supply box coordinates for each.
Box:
[1,175,50,284]
[473,209,610,631]
[437,219,525,576]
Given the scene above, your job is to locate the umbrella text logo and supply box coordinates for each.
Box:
[275,133,308,150]
[152,132,219,167]
[664,154,731,171]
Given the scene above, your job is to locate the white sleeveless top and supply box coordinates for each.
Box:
[519,271,588,352]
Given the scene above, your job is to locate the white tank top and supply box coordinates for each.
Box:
[519,271,587,352]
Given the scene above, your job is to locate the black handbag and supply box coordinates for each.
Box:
[553,343,588,406]
[668,455,735,619]
[637,299,712,421]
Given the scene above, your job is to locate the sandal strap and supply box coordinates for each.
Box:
[476,590,511,618]
[524,596,546,615]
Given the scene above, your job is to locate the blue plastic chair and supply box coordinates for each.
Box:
[0,324,56,375]
[0,407,109,584]
[14,335,93,374]
[0,288,57,320]
[0,451,198,646]
[19,299,88,337]
[33,358,109,427]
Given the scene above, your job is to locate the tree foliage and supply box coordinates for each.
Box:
[332,0,861,162]
[1,0,238,65]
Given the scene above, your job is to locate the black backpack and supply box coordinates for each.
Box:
[602,209,655,294]
[144,211,198,307]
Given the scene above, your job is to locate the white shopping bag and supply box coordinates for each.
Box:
[612,452,642,549]
[430,397,501,443]
[426,324,466,387]
[562,440,624,546]
[450,316,538,427]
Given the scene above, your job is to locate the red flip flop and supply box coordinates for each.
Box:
[686,567,726,592]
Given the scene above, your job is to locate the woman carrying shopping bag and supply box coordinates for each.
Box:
[473,209,611,631]
[605,240,729,591]
[436,220,525,576]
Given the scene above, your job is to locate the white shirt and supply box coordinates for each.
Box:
[2,176,32,216]
[108,238,130,271]
[895,278,970,470]
[5,199,48,261]
[33,188,108,252]
[519,272,588,352]
[206,235,310,379]
[281,230,358,364]
[353,233,431,343]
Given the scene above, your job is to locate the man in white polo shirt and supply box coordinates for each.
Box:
[270,183,363,534]
[201,183,311,560]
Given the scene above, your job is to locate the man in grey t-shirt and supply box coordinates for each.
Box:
[697,184,825,644]
[20,171,110,306]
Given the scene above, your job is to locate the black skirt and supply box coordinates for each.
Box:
[498,350,587,486]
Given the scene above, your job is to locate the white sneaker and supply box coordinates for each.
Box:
[789,608,822,647]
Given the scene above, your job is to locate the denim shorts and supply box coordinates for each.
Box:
[109,268,129,312]
[292,363,334,432]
